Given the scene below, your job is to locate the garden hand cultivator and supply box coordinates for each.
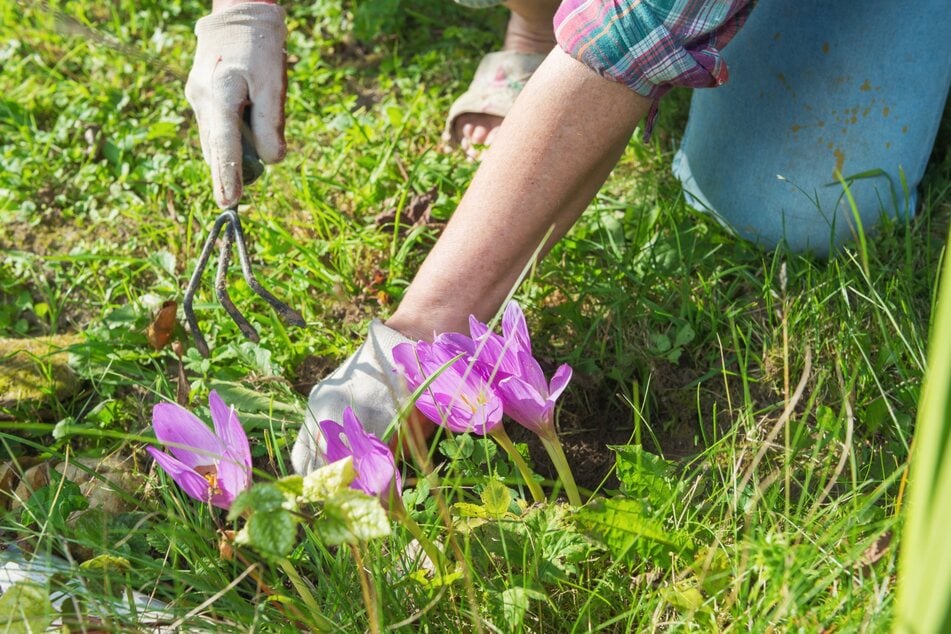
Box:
[182,118,305,357]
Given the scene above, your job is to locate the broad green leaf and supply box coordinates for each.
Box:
[610,445,678,510]
[692,546,732,596]
[352,0,400,41]
[209,381,299,414]
[649,333,671,353]
[229,483,286,520]
[575,497,694,569]
[276,474,304,498]
[300,457,356,503]
[20,470,88,531]
[246,509,297,559]
[661,580,704,612]
[533,507,598,583]
[496,587,530,631]
[408,566,464,589]
[79,554,131,572]
[452,502,489,519]
[439,435,474,460]
[316,490,390,546]
[0,582,54,634]
[674,323,696,348]
[480,481,512,519]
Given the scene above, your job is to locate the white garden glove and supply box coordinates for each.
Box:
[292,320,414,475]
[185,2,287,208]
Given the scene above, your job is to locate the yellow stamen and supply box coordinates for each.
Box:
[196,464,222,497]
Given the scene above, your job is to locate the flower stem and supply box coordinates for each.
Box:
[539,433,582,507]
[278,558,334,632]
[350,545,380,634]
[489,428,545,503]
[390,499,447,574]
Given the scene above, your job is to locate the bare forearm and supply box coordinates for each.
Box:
[389,48,651,340]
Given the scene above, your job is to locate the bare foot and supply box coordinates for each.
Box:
[452,9,557,159]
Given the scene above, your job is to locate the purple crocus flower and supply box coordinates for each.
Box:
[392,339,503,436]
[147,390,252,510]
[442,301,573,438]
[318,407,401,502]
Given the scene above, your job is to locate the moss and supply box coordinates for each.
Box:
[0,334,83,410]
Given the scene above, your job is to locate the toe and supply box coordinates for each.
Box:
[470,125,489,146]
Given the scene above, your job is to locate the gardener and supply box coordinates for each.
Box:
[183,0,951,474]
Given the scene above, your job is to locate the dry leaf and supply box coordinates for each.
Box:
[219,530,236,561]
[146,300,178,350]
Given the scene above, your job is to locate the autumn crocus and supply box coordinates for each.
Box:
[443,301,573,440]
[392,339,503,436]
[319,407,446,573]
[440,301,581,506]
[318,407,401,503]
[147,390,252,510]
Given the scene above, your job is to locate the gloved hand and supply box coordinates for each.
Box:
[292,320,416,475]
[185,2,287,208]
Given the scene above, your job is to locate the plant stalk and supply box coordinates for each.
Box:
[350,545,380,634]
[390,498,447,574]
[489,427,545,503]
[277,559,334,632]
[538,432,582,507]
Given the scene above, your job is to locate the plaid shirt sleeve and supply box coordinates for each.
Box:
[554,0,755,139]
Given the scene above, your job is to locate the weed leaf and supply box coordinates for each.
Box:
[575,497,694,568]
[0,582,54,633]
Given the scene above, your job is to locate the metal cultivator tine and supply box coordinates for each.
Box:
[182,206,305,357]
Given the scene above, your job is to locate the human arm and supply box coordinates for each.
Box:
[387,48,649,339]
[389,0,753,333]
[293,50,649,474]
[292,0,754,471]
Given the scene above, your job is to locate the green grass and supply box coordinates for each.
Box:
[2,0,950,631]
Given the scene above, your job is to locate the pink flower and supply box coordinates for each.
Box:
[147,391,252,510]
[392,339,503,436]
[440,302,572,438]
[318,407,401,502]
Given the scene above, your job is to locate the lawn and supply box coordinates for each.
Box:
[2,0,950,631]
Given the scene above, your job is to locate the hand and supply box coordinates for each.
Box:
[292,320,420,475]
[185,2,287,208]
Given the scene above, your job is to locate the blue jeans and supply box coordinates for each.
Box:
[674,0,951,256]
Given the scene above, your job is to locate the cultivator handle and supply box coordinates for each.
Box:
[182,110,305,357]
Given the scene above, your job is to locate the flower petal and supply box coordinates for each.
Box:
[513,350,548,394]
[341,408,376,456]
[469,396,504,436]
[502,301,532,355]
[497,375,551,434]
[209,390,252,471]
[317,420,351,464]
[468,314,490,341]
[549,364,573,401]
[436,332,476,357]
[215,452,249,509]
[147,446,211,503]
[152,402,224,469]
[391,342,424,386]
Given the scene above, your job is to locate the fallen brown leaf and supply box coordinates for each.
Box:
[146,300,178,350]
